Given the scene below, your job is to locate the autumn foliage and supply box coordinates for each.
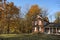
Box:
[0,0,49,34]
[0,1,20,34]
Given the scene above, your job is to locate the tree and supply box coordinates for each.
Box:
[6,2,20,34]
[26,5,41,18]
[54,11,60,23]
[0,1,20,34]
[41,9,49,22]
[0,0,2,2]
[25,5,49,33]
[25,5,42,33]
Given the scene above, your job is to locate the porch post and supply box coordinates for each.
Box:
[56,27,58,34]
[48,27,50,34]
[52,27,53,34]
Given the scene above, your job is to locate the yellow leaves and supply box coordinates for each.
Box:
[0,0,2,2]
[29,5,40,13]
[54,11,60,23]
[9,2,14,7]
[5,2,19,15]
[55,12,60,17]
[10,27,15,33]
[56,12,60,16]
[1,12,4,17]
[0,1,20,34]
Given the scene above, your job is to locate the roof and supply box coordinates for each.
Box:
[45,23,60,28]
[36,15,43,20]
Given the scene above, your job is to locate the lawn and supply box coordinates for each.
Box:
[0,33,60,40]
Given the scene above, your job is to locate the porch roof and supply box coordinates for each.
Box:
[44,23,60,28]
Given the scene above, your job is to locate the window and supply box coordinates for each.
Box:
[35,21,37,25]
[39,27,41,31]
[58,30,60,32]
[38,20,42,25]
[34,27,37,32]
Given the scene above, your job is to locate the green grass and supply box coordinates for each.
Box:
[0,33,60,40]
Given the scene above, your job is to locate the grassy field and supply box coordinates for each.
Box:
[0,33,60,40]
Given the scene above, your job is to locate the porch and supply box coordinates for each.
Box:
[44,27,60,35]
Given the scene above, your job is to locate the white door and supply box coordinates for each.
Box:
[34,27,37,32]
[39,27,41,31]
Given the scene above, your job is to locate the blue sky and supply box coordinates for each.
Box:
[7,0,60,22]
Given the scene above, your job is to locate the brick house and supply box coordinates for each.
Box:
[32,15,60,35]
[32,15,45,33]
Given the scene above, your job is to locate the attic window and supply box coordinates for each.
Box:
[37,15,40,18]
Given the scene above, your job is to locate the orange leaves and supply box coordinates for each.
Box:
[4,2,20,15]
[9,2,14,7]
[29,5,40,13]
[27,5,41,17]
[0,1,20,33]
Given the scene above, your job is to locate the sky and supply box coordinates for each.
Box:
[7,0,60,22]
